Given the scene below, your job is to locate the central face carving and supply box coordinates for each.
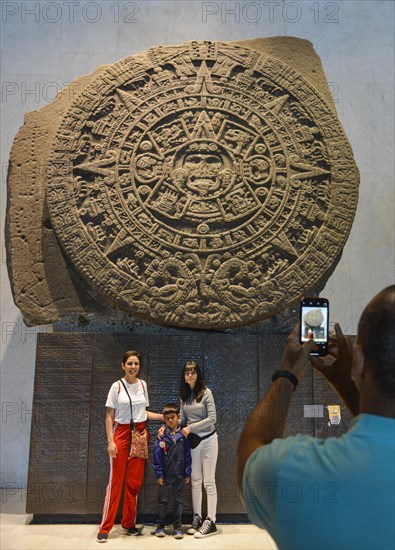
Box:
[184,151,223,195]
[174,141,233,198]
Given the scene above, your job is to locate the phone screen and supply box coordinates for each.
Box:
[300,297,329,356]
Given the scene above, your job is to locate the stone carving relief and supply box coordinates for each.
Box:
[6,38,359,328]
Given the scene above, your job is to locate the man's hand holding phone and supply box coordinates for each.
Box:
[283,324,318,381]
[310,323,360,416]
[310,322,353,383]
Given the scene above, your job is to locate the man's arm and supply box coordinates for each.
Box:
[237,329,315,493]
[310,323,360,416]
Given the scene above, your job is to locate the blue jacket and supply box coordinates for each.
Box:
[153,428,192,481]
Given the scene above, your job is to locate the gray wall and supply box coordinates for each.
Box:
[1,0,394,495]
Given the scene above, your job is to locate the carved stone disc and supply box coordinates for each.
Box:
[304,309,324,327]
[46,40,359,328]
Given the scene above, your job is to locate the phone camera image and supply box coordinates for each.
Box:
[299,298,329,356]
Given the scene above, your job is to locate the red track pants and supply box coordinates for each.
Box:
[99,423,146,534]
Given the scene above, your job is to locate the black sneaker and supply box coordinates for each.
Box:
[96,532,108,543]
[187,514,202,535]
[194,518,217,538]
[124,526,139,536]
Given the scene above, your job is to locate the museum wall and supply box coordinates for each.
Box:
[1,0,394,496]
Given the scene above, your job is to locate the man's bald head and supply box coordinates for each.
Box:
[357,285,395,398]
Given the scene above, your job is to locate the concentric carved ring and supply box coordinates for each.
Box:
[46,40,359,328]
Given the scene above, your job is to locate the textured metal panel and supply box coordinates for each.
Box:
[204,333,258,514]
[27,331,350,518]
[258,334,287,397]
[285,369,314,437]
[26,333,94,514]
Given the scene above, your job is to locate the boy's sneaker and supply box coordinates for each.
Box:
[194,518,217,538]
[155,528,166,537]
[174,529,184,539]
[124,526,139,536]
[96,532,108,543]
[187,514,202,534]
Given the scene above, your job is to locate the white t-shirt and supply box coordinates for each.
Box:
[105,378,149,424]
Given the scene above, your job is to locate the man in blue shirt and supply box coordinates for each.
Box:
[238,286,395,550]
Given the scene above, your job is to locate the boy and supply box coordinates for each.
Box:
[153,403,192,539]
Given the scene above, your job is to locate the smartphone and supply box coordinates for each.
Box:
[299,297,329,356]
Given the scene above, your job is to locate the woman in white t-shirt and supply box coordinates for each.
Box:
[97,350,163,543]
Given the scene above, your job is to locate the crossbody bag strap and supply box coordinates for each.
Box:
[120,379,134,428]
[200,429,217,441]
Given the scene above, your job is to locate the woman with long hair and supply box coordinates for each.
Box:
[180,361,218,538]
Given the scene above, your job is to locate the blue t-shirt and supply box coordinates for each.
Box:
[243,414,395,550]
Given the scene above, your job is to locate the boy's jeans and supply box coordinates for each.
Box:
[157,478,184,529]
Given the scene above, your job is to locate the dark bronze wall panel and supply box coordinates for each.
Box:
[204,333,258,514]
[258,335,287,397]
[27,332,352,519]
[286,369,314,437]
[27,333,95,514]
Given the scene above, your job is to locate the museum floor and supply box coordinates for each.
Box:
[1,490,277,550]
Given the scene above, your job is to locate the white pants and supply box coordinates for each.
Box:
[190,433,218,522]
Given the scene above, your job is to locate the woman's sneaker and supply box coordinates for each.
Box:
[123,526,139,536]
[187,514,202,534]
[96,532,108,543]
[194,518,217,538]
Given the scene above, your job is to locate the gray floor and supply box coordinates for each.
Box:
[1,490,277,550]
